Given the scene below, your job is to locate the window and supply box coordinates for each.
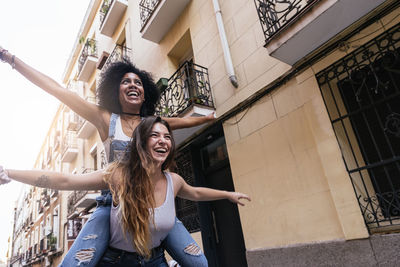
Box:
[316,23,400,232]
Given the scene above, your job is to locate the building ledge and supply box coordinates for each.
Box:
[265,0,387,65]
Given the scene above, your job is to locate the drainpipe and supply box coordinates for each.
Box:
[212,0,238,88]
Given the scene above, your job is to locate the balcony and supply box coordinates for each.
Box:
[61,132,78,163]
[68,169,99,215]
[47,234,57,252]
[155,61,214,117]
[50,189,58,198]
[67,112,79,131]
[43,195,50,207]
[155,61,214,145]
[76,97,97,139]
[99,0,128,37]
[68,190,98,215]
[99,44,132,71]
[254,0,387,65]
[139,0,191,43]
[77,38,98,82]
[53,131,61,152]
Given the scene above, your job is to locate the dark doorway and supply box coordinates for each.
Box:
[191,125,247,267]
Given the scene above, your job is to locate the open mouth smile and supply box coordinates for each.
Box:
[127,90,140,97]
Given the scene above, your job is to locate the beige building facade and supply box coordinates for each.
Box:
[10,0,400,266]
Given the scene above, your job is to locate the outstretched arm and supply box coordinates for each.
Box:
[173,173,251,206]
[0,47,109,133]
[163,112,216,130]
[0,165,107,191]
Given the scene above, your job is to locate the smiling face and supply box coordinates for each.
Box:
[146,122,172,165]
[119,72,145,112]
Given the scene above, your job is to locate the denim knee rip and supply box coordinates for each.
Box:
[183,243,202,256]
[82,234,97,240]
[75,248,96,265]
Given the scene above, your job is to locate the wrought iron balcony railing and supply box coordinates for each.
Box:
[254,0,320,44]
[103,44,132,71]
[61,131,78,155]
[68,190,88,215]
[99,0,114,29]
[78,38,97,74]
[139,0,161,28]
[155,61,214,117]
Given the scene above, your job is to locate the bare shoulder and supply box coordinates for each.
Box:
[168,172,183,196]
[168,172,183,182]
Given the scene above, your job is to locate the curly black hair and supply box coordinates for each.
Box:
[97,59,160,116]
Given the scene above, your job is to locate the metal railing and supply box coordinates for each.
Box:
[103,44,132,71]
[68,168,96,215]
[78,38,97,74]
[155,61,214,117]
[316,23,400,232]
[139,0,161,28]
[61,131,78,157]
[68,190,88,215]
[254,0,320,44]
[99,0,114,28]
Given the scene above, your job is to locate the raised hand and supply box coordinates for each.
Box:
[0,46,8,62]
[0,165,12,185]
[227,192,251,206]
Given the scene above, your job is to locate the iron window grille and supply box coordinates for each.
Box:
[139,0,161,29]
[155,61,214,117]
[78,38,97,74]
[316,22,400,232]
[254,0,320,44]
[175,147,201,233]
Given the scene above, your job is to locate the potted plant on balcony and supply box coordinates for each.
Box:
[188,96,201,105]
[48,234,57,251]
[161,106,170,117]
[101,0,111,15]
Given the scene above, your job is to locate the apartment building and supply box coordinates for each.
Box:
[10,0,400,266]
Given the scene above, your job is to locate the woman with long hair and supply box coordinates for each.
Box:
[0,47,214,266]
[0,117,251,266]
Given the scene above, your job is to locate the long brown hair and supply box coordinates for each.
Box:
[105,116,175,257]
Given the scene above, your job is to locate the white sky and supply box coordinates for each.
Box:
[0,0,91,261]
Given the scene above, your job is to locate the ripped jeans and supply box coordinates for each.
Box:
[60,193,208,267]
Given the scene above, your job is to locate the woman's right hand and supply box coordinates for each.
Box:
[0,165,12,185]
[0,46,11,64]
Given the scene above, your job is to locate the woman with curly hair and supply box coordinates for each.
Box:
[0,117,251,266]
[0,47,215,266]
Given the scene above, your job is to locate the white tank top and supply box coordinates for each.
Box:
[109,172,176,252]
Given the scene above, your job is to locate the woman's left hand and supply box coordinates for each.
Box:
[0,165,12,185]
[0,46,10,63]
[206,112,217,121]
[227,192,251,206]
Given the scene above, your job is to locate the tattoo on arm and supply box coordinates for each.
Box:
[36,175,50,187]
